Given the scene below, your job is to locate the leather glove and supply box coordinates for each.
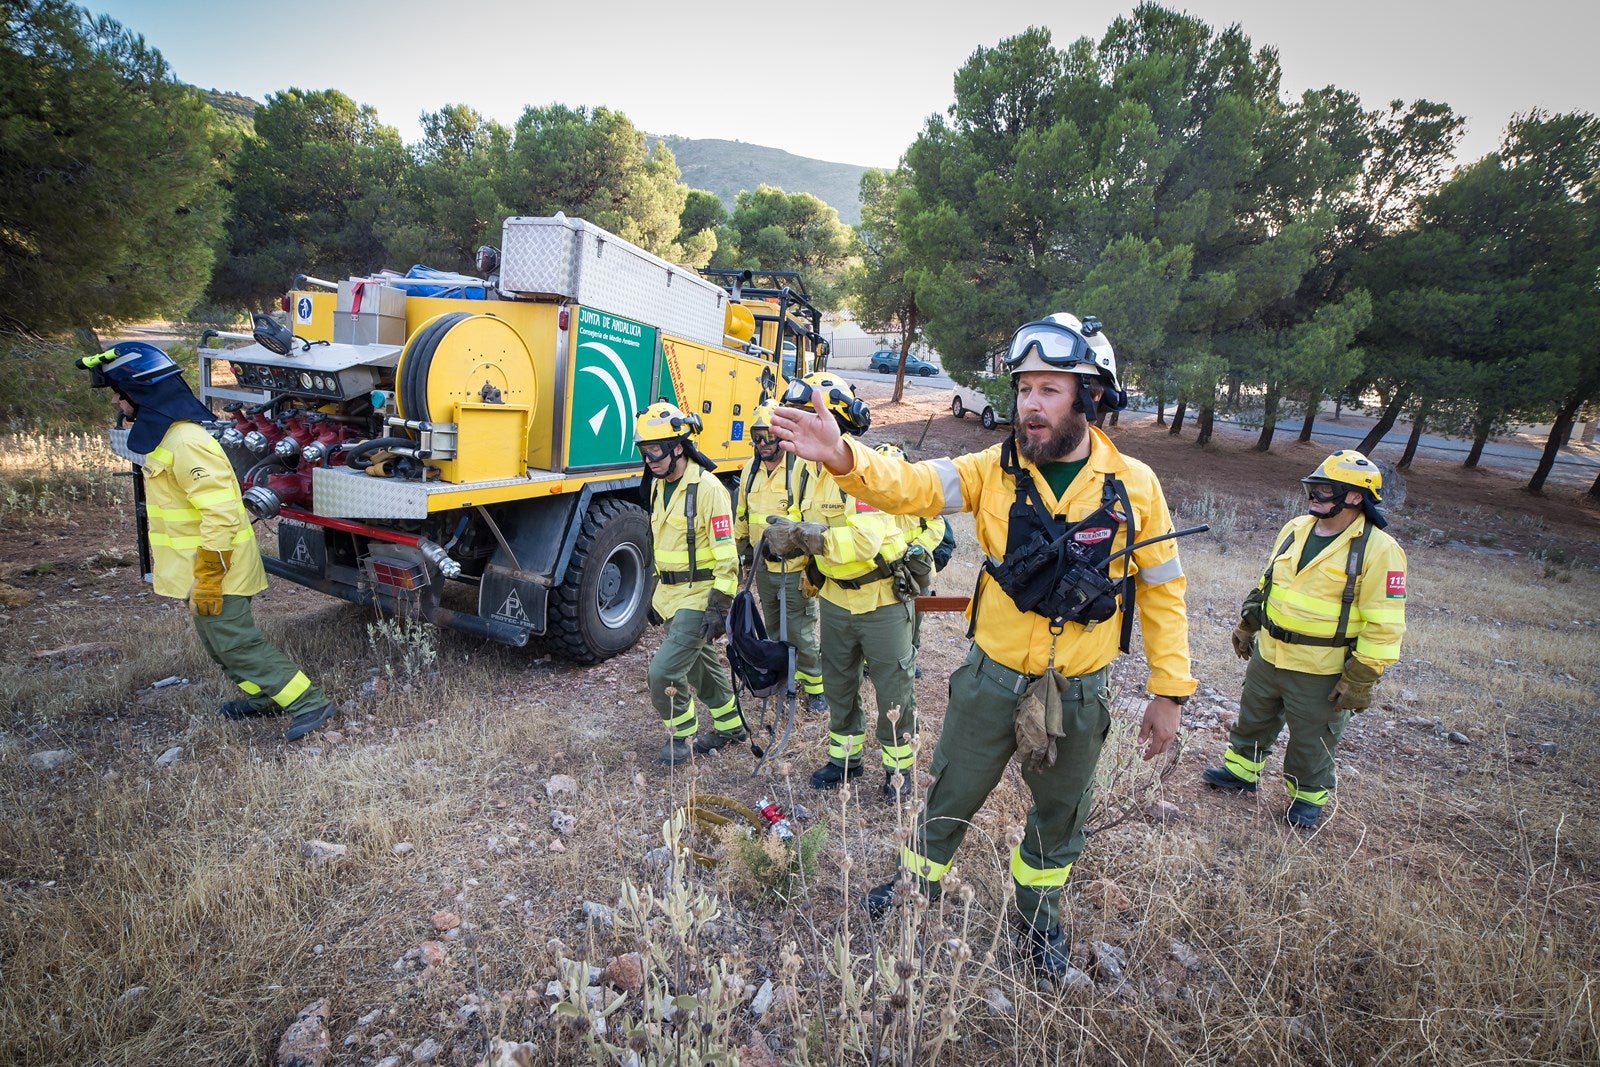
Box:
[1329,659,1382,712]
[1014,669,1069,771]
[761,518,827,561]
[1240,587,1266,629]
[1231,621,1258,659]
[698,589,733,642]
[190,548,230,616]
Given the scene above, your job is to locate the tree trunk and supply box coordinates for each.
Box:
[1169,400,1187,435]
[1334,394,1344,420]
[1226,376,1241,409]
[1464,415,1492,469]
[1582,417,1597,444]
[1357,386,1412,454]
[1528,391,1585,493]
[1589,468,1600,501]
[1254,383,1279,452]
[1298,386,1319,442]
[1197,403,1215,446]
[1398,396,1430,469]
[1155,388,1166,427]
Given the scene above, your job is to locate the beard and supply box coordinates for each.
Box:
[1017,409,1088,465]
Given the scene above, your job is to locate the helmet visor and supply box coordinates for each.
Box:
[1003,321,1096,375]
[1302,479,1344,503]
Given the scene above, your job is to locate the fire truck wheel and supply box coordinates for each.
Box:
[547,497,651,663]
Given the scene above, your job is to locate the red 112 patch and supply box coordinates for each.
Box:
[711,515,732,540]
[1385,571,1406,598]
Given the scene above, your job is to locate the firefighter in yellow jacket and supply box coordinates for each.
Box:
[771,314,1194,987]
[1203,451,1407,828]
[763,374,920,803]
[732,401,827,715]
[636,401,740,765]
[77,342,336,742]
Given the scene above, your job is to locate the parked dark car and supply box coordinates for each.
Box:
[868,350,939,376]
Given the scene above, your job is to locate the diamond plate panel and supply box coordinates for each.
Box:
[311,465,572,519]
[109,427,143,464]
[499,216,727,348]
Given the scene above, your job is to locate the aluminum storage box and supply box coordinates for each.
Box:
[334,280,408,345]
[498,215,728,349]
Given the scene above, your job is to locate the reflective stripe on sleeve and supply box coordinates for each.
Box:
[930,459,965,515]
[1138,555,1184,586]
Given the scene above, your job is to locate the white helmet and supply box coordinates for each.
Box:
[1003,312,1121,393]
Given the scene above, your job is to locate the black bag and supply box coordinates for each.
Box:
[725,590,792,698]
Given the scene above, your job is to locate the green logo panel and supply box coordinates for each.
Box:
[569,307,659,469]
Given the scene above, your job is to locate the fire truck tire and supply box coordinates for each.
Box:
[546,497,651,663]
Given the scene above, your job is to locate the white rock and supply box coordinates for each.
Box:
[411,1036,439,1062]
[301,839,347,863]
[750,979,775,1016]
[983,986,1014,1015]
[392,842,414,856]
[374,1057,402,1067]
[154,746,183,768]
[550,810,577,835]
[581,901,613,928]
[28,749,72,771]
[117,985,148,1004]
[545,773,578,798]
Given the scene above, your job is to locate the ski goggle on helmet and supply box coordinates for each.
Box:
[75,341,185,391]
[779,372,871,436]
[1003,313,1123,395]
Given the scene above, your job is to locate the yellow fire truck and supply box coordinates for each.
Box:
[114,215,828,662]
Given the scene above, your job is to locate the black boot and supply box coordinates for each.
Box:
[692,727,747,755]
[1023,924,1072,989]
[1286,799,1325,828]
[285,703,337,742]
[805,692,830,714]
[1202,765,1258,793]
[658,737,693,765]
[809,761,864,790]
[862,878,899,919]
[218,699,274,720]
[882,768,914,803]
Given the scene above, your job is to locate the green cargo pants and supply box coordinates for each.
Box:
[648,608,737,738]
[1226,647,1350,803]
[193,594,328,716]
[906,645,1111,933]
[755,565,822,695]
[818,596,916,770]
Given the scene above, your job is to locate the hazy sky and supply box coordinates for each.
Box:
[87,0,1596,171]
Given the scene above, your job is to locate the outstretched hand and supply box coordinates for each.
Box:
[769,393,853,474]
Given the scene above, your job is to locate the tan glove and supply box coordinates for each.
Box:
[762,518,828,561]
[1231,621,1259,659]
[1014,669,1069,771]
[190,548,230,616]
[1329,659,1382,712]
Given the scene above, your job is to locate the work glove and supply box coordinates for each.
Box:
[761,517,827,561]
[1014,668,1069,771]
[189,548,230,617]
[737,538,754,572]
[1232,588,1264,658]
[698,589,733,642]
[1329,659,1382,712]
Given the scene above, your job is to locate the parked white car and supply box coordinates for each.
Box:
[950,373,1012,429]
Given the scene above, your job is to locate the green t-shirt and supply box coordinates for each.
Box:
[1298,529,1338,571]
[1038,458,1089,500]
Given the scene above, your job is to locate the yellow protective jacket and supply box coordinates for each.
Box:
[649,465,739,618]
[734,454,816,574]
[834,427,1196,696]
[1255,514,1407,675]
[801,465,910,613]
[140,421,267,601]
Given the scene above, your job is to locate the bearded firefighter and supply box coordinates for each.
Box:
[771,314,1195,988]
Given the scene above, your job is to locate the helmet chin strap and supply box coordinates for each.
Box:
[1072,377,1099,422]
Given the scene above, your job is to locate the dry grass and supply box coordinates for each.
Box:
[1,439,1598,1065]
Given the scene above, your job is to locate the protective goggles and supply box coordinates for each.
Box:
[638,442,677,464]
[1003,320,1099,375]
[1303,481,1345,503]
[779,378,871,435]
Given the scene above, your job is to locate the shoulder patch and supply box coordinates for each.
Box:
[854,499,878,513]
[711,514,732,540]
[1385,570,1406,598]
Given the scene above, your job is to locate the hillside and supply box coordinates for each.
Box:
[652,135,871,225]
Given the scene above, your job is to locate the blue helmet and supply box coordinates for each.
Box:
[75,341,184,391]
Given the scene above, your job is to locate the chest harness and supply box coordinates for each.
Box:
[1260,523,1374,648]
[654,477,712,585]
[977,436,1139,652]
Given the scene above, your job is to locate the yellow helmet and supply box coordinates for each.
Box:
[779,371,871,436]
[1303,449,1382,502]
[633,400,702,445]
[873,442,906,461]
[750,400,780,433]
